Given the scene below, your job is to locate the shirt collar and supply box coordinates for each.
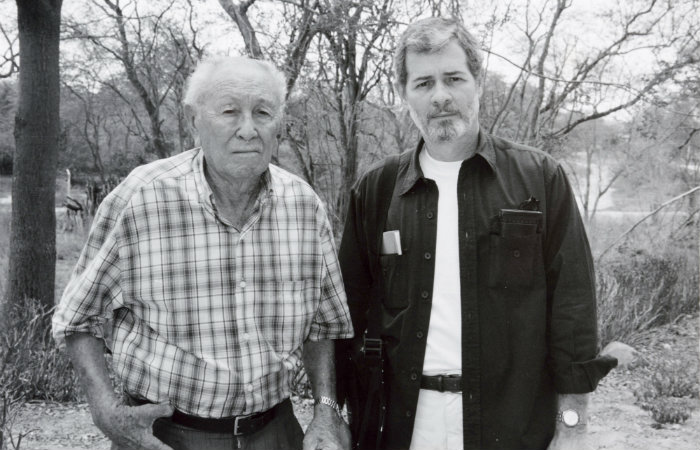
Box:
[192,148,274,212]
[398,128,497,196]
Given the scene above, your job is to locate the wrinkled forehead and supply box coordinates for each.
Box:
[201,63,283,107]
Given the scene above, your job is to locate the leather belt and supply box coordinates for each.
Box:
[126,393,286,435]
[420,374,462,393]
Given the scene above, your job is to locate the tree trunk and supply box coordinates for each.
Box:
[6,0,63,309]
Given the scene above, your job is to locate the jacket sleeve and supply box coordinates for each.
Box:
[544,163,617,394]
[335,179,375,406]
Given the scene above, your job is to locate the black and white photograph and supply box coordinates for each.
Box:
[0,1,698,449]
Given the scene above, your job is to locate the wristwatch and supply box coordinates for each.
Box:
[556,409,580,427]
[315,396,343,418]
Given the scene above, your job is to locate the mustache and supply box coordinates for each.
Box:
[428,106,459,118]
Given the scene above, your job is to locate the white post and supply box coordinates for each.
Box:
[66,168,71,198]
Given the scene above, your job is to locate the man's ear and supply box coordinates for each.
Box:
[395,82,406,102]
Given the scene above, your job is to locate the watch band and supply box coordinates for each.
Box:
[556,409,581,427]
[315,396,342,417]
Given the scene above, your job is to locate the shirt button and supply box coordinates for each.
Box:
[406,410,412,417]
[416,331,424,339]
[246,384,254,392]
[421,291,430,299]
[239,280,247,288]
[242,332,250,342]
[410,373,418,381]
[465,231,469,239]
[424,252,432,260]
[513,250,521,258]
[426,211,434,219]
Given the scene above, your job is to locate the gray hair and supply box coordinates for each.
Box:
[393,17,483,95]
[183,56,288,111]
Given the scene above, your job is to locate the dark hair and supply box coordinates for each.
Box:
[393,17,483,94]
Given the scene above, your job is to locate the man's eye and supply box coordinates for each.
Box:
[415,80,432,89]
[256,110,271,117]
[222,108,237,114]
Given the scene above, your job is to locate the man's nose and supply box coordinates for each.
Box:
[235,114,258,141]
[430,82,452,107]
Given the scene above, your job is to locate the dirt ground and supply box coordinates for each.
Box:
[5,315,698,450]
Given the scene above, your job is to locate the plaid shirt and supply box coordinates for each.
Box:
[52,148,353,418]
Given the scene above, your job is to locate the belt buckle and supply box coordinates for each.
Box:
[362,337,382,366]
[436,375,445,393]
[233,415,243,435]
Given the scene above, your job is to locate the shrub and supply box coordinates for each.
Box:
[633,357,699,426]
[648,397,693,425]
[596,249,698,345]
[0,298,81,403]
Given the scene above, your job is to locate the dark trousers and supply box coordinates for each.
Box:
[112,398,304,450]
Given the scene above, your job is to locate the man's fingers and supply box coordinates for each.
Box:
[601,341,637,367]
[138,402,175,420]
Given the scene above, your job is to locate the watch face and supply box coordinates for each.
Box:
[562,409,580,427]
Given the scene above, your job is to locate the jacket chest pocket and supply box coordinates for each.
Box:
[488,209,543,289]
[379,254,409,309]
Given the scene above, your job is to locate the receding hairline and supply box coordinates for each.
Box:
[184,57,287,109]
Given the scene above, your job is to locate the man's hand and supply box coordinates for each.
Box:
[600,341,637,367]
[302,339,351,449]
[547,428,595,450]
[548,393,594,450]
[303,406,351,450]
[94,402,174,450]
[65,333,174,449]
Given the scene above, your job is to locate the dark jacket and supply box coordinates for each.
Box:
[338,131,617,450]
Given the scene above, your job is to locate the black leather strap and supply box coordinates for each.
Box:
[420,374,463,393]
[126,393,287,435]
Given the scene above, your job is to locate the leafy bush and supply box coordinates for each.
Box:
[647,397,693,425]
[633,357,699,425]
[0,298,81,403]
[597,249,698,345]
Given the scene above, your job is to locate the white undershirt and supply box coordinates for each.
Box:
[419,149,462,375]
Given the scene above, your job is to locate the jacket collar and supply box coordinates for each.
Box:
[398,128,497,196]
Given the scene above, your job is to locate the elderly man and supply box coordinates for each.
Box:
[53,56,353,450]
[338,17,621,450]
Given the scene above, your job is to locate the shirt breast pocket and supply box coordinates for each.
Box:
[488,209,543,289]
[258,280,312,353]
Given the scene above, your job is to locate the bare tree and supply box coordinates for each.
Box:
[483,0,700,148]
[0,9,19,79]
[6,0,63,309]
[64,0,202,158]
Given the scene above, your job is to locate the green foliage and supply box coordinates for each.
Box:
[0,298,81,403]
